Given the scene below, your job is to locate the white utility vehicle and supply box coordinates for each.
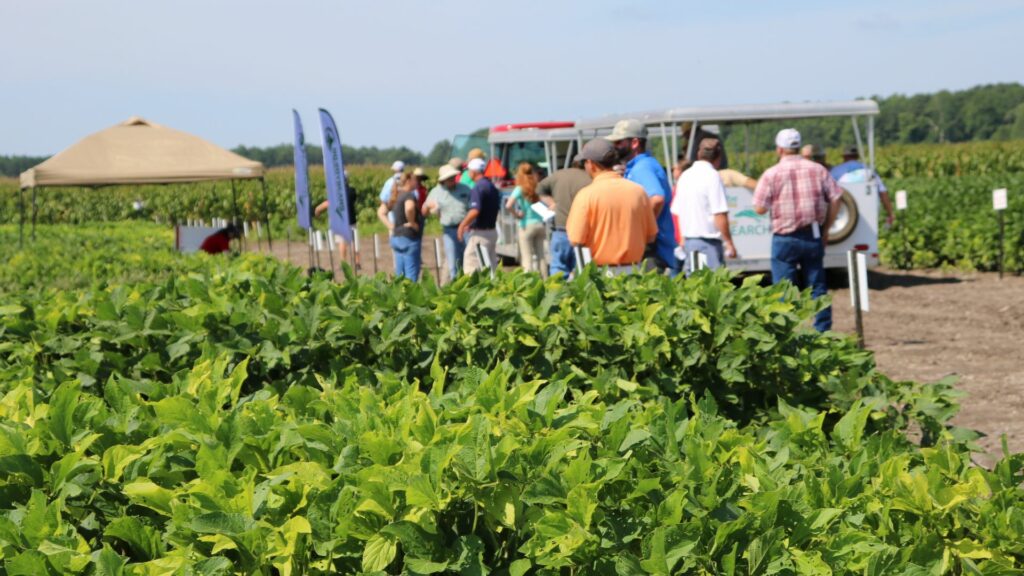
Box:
[573,100,882,271]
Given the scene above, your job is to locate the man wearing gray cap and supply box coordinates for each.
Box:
[606,119,680,277]
[566,139,658,273]
[537,153,591,277]
[753,128,843,332]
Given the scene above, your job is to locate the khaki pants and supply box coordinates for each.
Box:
[518,222,547,275]
[463,229,499,274]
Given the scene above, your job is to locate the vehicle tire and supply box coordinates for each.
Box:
[828,190,859,244]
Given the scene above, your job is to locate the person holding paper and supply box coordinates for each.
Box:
[504,162,548,275]
[753,128,843,332]
[538,155,590,277]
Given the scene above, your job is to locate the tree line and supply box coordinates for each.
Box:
[3,83,1023,177]
[718,83,1024,154]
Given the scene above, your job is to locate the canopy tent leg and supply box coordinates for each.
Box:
[260,178,273,250]
[230,180,245,253]
[31,187,37,240]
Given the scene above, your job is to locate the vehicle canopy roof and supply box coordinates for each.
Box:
[488,123,678,144]
[574,100,879,131]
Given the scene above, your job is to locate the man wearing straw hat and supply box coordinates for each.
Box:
[423,164,472,282]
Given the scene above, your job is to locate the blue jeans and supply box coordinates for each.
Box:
[771,229,830,331]
[442,225,464,282]
[684,237,724,277]
[390,235,422,281]
[549,230,575,277]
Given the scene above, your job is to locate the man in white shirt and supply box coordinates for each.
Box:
[670,137,737,274]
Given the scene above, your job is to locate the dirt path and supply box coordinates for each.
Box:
[243,233,454,282]
[245,236,1024,461]
[830,269,1024,462]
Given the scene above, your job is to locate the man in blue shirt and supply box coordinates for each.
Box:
[831,146,894,226]
[457,158,501,274]
[606,119,680,276]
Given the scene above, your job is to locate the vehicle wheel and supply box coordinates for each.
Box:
[828,190,859,244]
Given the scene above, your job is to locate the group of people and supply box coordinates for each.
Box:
[368,149,502,282]
[315,122,893,333]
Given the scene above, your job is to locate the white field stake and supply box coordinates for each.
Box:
[433,237,443,285]
[688,251,709,275]
[895,190,907,211]
[372,233,380,275]
[847,249,869,348]
[993,188,1008,211]
[995,188,1008,279]
[476,243,495,279]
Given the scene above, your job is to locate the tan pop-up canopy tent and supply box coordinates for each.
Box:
[18,116,271,245]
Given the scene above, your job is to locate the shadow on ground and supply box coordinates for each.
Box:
[867,269,964,290]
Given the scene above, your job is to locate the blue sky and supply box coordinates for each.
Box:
[2,0,1022,156]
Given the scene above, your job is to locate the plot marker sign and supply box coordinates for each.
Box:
[895,190,907,211]
[993,188,1008,211]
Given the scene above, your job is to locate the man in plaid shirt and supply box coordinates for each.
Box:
[753,128,843,331]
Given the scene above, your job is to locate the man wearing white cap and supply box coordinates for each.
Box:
[457,157,501,274]
[753,128,843,332]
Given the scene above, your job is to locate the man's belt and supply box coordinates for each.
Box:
[603,263,641,277]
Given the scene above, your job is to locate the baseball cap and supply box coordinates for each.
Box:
[413,167,426,177]
[579,138,619,167]
[391,160,406,172]
[775,128,801,150]
[467,158,486,173]
[605,119,648,142]
[467,148,486,161]
[448,157,463,169]
[437,164,459,182]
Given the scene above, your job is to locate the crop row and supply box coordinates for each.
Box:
[0,223,1022,574]
[881,174,1024,272]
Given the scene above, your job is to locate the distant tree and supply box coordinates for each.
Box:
[425,139,451,166]
[0,155,49,178]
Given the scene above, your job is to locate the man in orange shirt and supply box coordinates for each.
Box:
[567,139,658,273]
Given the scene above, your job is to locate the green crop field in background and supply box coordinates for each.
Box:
[3,139,1023,272]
